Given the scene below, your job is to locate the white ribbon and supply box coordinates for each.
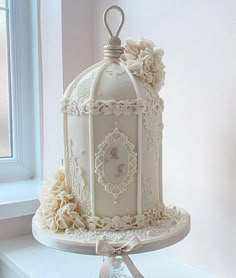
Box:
[96,236,144,278]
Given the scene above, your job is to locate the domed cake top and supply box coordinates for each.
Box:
[62,6,165,117]
[64,62,139,102]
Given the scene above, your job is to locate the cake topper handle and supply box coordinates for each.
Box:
[103,5,125,46]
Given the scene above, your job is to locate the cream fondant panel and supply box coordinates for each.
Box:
[67,115,90,173]
[141,111,162,212]
[93,114,138,217]
[66,115,91,214]
[95,180,137,218]
[141,143,161,212]
[69,66,101,101]
[94,63,137,101]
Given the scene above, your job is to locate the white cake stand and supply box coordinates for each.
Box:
[32,206,190,277]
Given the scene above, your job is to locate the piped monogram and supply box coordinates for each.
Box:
[95,128,137,199]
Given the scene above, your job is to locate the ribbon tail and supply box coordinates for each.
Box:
[122,254,144,278]
[99,256,115,278]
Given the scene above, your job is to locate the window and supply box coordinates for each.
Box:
[0,0,12,158]
[0,0,41,182]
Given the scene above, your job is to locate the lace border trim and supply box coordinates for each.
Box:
[65,206,184,242]
[62,98,151,116]
[82,205,164,231]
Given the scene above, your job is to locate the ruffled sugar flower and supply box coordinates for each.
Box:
[35,168,85,232]
[120,39,165,92]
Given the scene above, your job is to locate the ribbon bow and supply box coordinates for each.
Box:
[96,235,144,278]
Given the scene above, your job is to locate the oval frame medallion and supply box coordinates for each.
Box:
[95,128,137,199]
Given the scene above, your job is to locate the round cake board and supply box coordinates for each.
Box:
[32,207,190,256]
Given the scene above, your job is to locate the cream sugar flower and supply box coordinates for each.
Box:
[120,39,165,92]
[35,167,85,232]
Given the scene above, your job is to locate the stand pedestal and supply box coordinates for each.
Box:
[32,206,190,277]
[108,256,132,277]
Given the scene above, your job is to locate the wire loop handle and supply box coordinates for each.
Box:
[103,5,125,45]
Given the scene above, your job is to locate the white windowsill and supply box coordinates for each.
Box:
[0,179,43,220]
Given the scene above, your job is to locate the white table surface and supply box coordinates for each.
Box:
[0,234,219,278]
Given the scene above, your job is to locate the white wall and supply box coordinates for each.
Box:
[62,0,94,90]
[40,0,64,180]
[56,1,236,277]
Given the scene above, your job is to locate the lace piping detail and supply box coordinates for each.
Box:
[62,98,149,116]
[144,96,164,159]
[65,206,184,243]
[142,177,157,211]
[83,205,164,231]
[66,140,91,215]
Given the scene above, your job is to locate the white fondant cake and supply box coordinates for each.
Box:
[35,6,167,233]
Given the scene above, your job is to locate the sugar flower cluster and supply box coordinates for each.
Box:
[35,168,85,232]
[120,39,165,92]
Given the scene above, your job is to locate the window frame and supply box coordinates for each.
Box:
[0,0,42,182]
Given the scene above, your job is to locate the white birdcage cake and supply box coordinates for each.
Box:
[36,6,166,232]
